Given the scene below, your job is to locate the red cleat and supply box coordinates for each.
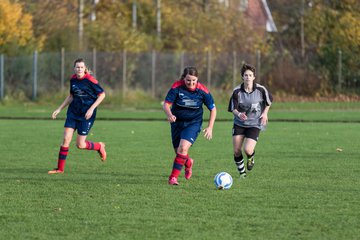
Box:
[168,177,179,185]
[98,142,106,161]
[185,158,193,180]
[48,169,64,174]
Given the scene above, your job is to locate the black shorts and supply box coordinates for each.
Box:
[232,124,260,141]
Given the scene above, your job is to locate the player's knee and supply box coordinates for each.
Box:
[177,146,188,155]
[63,138,72,146]
[244,147,254,157]
[234,149,242,157]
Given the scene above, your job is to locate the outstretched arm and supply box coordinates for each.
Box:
[52,95,73,119]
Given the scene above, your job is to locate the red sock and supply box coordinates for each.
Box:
[85,141,101,151]
[57,146,69,171]
[169,153,188,179]
[185,156,192,168]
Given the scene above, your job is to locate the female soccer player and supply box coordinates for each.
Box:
[48,58,106,174]
[228,63,273,178]
[163,66,217,185]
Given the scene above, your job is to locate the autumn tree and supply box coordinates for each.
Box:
[21,0,79,52]
[0,0,40,55]
[305,0,360,90]
[86,0,151,52]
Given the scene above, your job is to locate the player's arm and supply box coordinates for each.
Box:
[230,92,248,121]
[203,107,216,140]
[52,94,73,119]
[232,109,247,121]
[85,92,106,120]
[260,105,270,126]
[163,101,176,123]
[259,87,272,126]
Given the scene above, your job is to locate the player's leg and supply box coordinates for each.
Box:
[168,122,191,185]
[178,139,194,179]
[169,139,192,185]
[76,119,106,161]
[243,128,260,171]
[232,125,246,177]
[48,127,74,174]
[180,122,201,180]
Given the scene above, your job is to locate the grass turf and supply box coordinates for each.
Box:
[1,101,360,122]
[0,118,359,240]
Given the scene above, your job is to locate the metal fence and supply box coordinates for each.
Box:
[0,48,358,101]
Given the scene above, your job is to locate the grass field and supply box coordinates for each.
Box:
[0,104,360,239]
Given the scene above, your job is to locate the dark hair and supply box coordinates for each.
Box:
[181,66,198,79]
[73,58,86,67]
[241,63,256,77]
[73,58,89,73]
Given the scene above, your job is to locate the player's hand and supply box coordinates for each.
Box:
[52,109,61,119]
[238,112,247,121]
[167,114,176,123]
[203,127,213,140]
[260,113,268,126]
[85,109,94,120]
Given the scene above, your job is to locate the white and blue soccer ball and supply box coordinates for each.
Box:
[214,172,233,190]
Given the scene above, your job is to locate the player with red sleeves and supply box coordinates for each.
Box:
[163,66,217,185]
[48,58,106,174]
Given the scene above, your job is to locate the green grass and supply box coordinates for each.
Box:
[0,117,359,239]
[1,101,360,122]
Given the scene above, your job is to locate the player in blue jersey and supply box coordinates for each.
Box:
[163,66,217,185]
[228,63,273,178]
[48,58,106,174]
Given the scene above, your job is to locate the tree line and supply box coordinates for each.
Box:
[0,0,359,95]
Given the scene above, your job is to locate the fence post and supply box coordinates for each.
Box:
[207,50,211,88]
[122,49,127,97]
[233,51,237,89]
[61,48,65,91]
[337,49,342,91]
[151,50,156,98]
[180,51,184,76]
[32,50,38,101]
[92,48,97,78]
[256,49,261,83]
[0,54,4,100]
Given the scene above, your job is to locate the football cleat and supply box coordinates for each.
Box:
[247,156,255,171]
[184,158,194,180]
[48,169,64,174]
[98,142,107,161]
[168,177,179,185]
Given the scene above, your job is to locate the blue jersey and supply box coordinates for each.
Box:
[67,73,104,121]
[165,80,215,122]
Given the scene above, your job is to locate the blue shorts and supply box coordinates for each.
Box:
[171,121,202,148]
[64,117,95,136]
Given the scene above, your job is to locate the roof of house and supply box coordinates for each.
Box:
[261,0,278,32]
[218,0,277,33]
[245,0,278,33]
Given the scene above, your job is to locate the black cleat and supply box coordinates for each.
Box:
[247,156,255,171]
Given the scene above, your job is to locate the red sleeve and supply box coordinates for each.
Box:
[85,73,99,84]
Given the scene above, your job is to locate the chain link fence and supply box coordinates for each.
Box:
[0,48,358,101]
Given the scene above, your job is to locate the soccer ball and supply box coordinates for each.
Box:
[214,172,233,190]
